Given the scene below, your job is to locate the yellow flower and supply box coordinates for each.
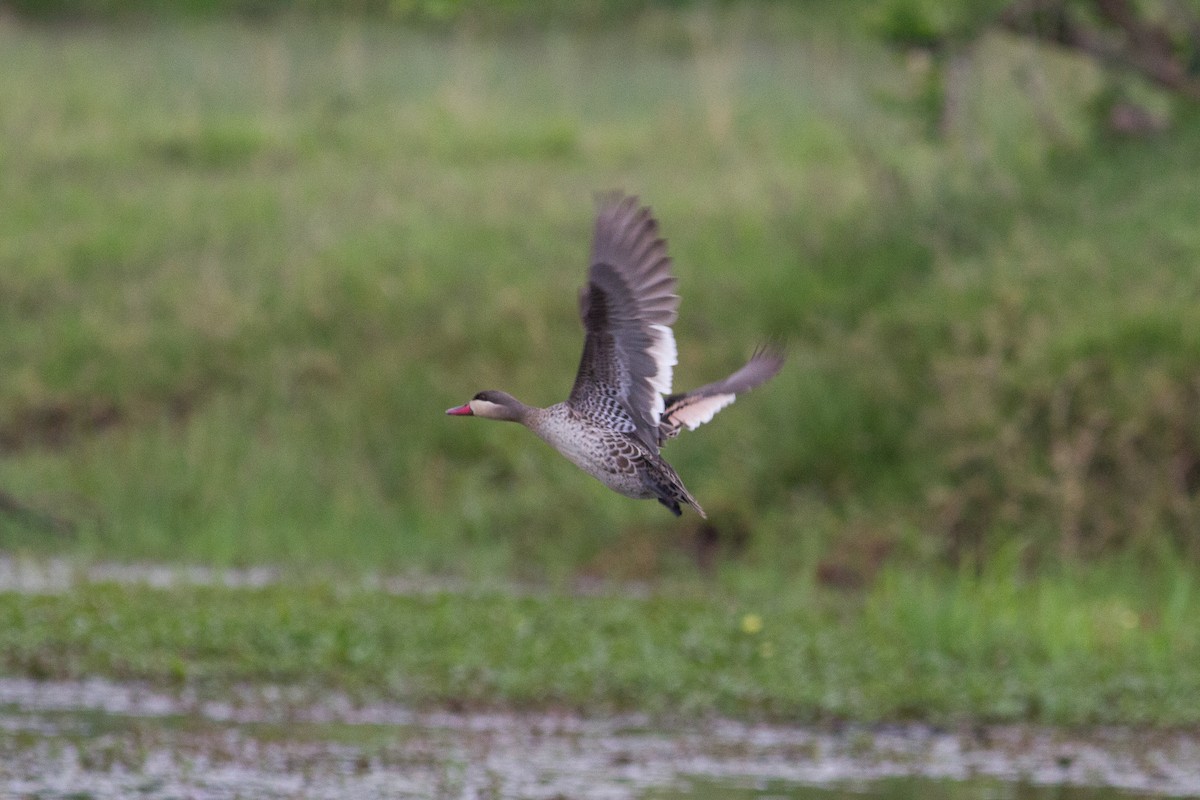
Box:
[740,613,763,635]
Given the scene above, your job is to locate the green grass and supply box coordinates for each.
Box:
[1,560,1196,725]
[1,8,1200,726]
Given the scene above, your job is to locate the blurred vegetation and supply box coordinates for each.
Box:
[0,2,1198,584]
[876,0,1200,137]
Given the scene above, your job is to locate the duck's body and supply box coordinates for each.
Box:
[527,403,701,514]
[446,194,783,517]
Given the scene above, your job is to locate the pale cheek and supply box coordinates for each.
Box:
[470,400,503,418]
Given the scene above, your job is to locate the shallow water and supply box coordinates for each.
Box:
[647,777,1158,798]
[1,678,1197,799]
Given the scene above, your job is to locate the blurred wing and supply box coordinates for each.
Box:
[569,194,680,451]
[658,345,784,445]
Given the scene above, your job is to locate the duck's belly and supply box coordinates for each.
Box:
[529,416,652,499]
[563,447,653,499]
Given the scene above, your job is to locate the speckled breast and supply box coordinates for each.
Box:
[526,405,654,499]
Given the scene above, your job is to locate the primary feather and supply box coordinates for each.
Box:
[569,194,680,452]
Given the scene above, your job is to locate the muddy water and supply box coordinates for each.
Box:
[1,679,1197,799]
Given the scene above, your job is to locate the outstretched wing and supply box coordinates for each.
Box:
[568,194,680,451]
[657,345,784,446]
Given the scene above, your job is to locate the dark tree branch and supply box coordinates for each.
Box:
[999,0,1200,101]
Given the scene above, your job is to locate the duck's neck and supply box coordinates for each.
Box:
[507,398,538,424]
[483,396,539,424]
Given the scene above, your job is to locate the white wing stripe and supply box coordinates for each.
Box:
[646,322,677,422]
[671,393,736,430]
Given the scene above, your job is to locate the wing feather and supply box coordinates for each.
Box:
[569,194,680,450]
[658,345,784,445]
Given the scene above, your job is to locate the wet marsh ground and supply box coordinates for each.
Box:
[0,556,1190,796]
[3,675,1200,798]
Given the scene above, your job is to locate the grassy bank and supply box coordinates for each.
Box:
[2,13,1196,574]
[1,560,1196,725]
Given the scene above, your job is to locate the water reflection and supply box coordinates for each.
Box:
[649,777,1162,800]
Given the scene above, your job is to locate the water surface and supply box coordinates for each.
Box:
[1,678,1195,799]
[649,777,1161,798]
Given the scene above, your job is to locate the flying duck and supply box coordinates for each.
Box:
[446,194,784,517]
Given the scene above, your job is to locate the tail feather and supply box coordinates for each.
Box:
[648,459,706,518]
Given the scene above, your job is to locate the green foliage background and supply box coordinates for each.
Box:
[1,2,1198,581]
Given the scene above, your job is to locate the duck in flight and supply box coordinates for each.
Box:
[446,194,783,517]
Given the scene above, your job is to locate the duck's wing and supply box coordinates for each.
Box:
[657,345,784,446]
[568,194,680,452]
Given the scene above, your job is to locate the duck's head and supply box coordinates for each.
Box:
[445,390,528,422]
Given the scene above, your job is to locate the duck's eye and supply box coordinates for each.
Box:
[473,392,489,401]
